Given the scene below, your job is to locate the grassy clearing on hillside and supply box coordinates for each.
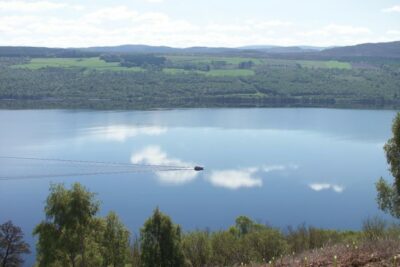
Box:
[162,68,192,74]
[166,55,351,69]
[264,58,352,69]
[163,68,255,76]
[299,60,352,69]
[166,55,264,65]
[13,57,144,72]
[325,60,352,69]
[205,69,255,76]
[13,57,351,74]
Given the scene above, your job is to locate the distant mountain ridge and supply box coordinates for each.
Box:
[0,41,398,59]
[83,45,244,54]
[83,44,325,54]
[238,45,326,53]
[320,41,400,59]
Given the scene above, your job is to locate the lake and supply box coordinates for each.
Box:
[0,108,397,264]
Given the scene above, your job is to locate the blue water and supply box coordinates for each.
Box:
[0,108,397,265]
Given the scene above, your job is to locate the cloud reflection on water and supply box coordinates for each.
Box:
[88,125,167,142]
[131,144,300,190]
[131,146,198,184]
[208,168,262,189]
[309,183,344,193]
[209,164,299,190]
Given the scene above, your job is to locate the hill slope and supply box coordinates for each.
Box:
[321,41,400,58]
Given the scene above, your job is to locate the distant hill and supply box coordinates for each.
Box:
[0,46,97,57]
[238,45,325,53]
[0,41,398,59]
[84,44,324,54]
[82,45,237,54]
[320,41,400,58]
[82,45,180,54]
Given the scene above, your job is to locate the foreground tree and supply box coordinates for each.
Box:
[182,231,211,267]
[0,221,30,267]
[33,183,102,267]
[101,212,130,267]
[210,231,241,266]
[140,208,184,267]
[376,113,400,218]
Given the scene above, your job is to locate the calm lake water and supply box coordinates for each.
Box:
[0,108,397,264]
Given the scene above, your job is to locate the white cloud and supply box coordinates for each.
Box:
[309,183,344,193]
[131,146,198,184]
[83,6,138,23]
[0,3,391,48]
[299,24,371,37]
[325,24,371,35]
[382,5,400,13]
[0,1,83,12]
[294,24,375,47]
[208,168,262,190]
[387,30,400,35]
[0,4,297,47]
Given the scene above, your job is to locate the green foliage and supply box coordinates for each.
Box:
[208,217,287,265]
[28,182,400,266]
[140,207,185,267]
[362,216,387,240]
[285,224,358,253]
[242,228,288,262]
[1,55,400,109]
[102,212,130,267]
[182,231,211,267]
[119,54,166,68]
[376,112,400,218]
[293,59,351,69]
[210,231,242,266]
[205,69,254,76]
[13,57,144,72]
[235,216,264,236]
[33,183,102,267]
[130,237,141,267]
[362,217,400,242]
[165,55,264,65]
[0,221,30,267]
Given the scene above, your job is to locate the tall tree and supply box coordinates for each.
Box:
[101,212,130,267]
[0,221,30,267]
[376,113,400,218]
[140,207,184,267]
[33,183,102,267]
[182,231,211,267]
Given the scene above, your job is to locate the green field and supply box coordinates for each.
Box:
[14,57,256,76]
[162,68,192,75]
[165,55,264,65]
[163,68,254,76]
[301,60,352,69]
[205,69,255,76]
[264,58,351,69]
[13,57,144,72]
[13,56,351,78]
[165,55,351,69]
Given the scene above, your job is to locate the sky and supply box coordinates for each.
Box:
[0,0,399,48]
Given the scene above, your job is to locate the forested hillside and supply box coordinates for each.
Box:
[0,41,399,109]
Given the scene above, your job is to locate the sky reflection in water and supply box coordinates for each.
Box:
[0,108,397,264]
